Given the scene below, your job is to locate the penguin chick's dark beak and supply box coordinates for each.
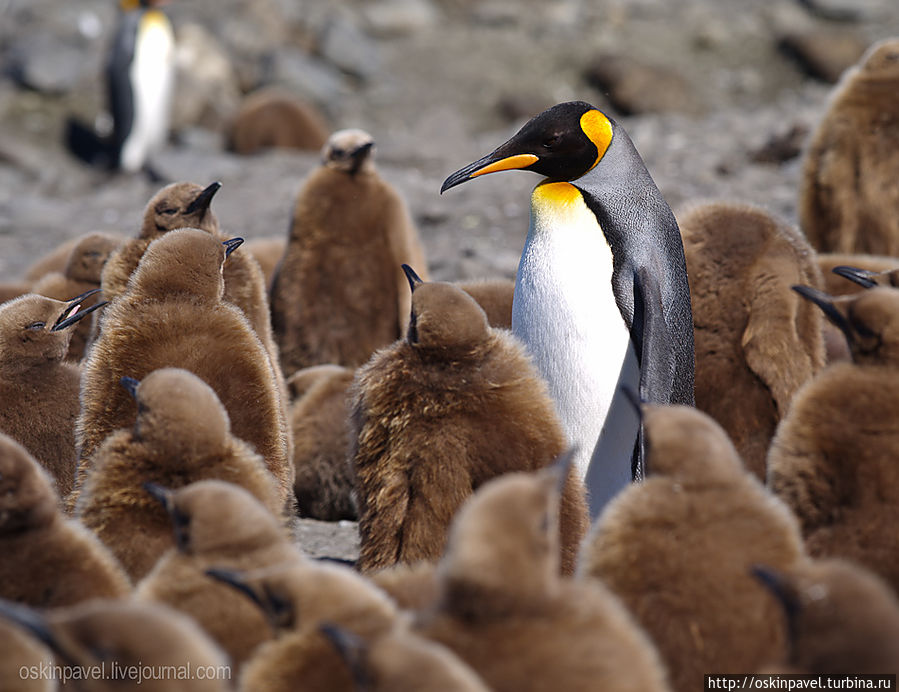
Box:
[120,376,140,401]
[222,237,244,258]
[319,622,371,690]
[143,482,191,552]
[0,598,63,661]
[205,569,294,632]
[401,264,424,293]
[749,564,801,647]
[185,181,222,216]
[205,568,266,611]
[792,285,854,344]
[51,300,109,331]
[831,265,878,289]
[66,287,103,304]
[441,150,539,194]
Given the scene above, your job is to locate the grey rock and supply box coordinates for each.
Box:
[584,54,700,116]
[317,12,381,81]
[362,0,440,38]
[261,49,350,112]
[778,30,870,83]
[7,35,89,94]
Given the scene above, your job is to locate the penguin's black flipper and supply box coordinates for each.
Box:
[105,10,139,163]
[584,339,641,518]
[632,265,676,408]
[64,117,112,168]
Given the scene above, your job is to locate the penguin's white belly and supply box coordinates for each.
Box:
[121,12,175,172]
[512,182,631,479]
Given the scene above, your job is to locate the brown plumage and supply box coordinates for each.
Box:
[244,236,286,289]
[23,236,81,282]
[0,619,53,692]
[270,128,429,374]
[0,433,130,608]
[817,253,899,297]
[754,559,899,674]
[287,364,357,520]
[0,598,231,692]
[455,278,515,330]
[135,480,302,668]
[76,367,286,579]
[768,285,899,593]
[582,404,805,692]
[0,281,30,305]
[207,560,400,692]
[680,201,826,479]
[351,271,588,575]
[369,561,441,613]
[0,293,105,496]
[799,38,899,255]
[30,231,121,361]
[416,459,670,692]
[227,87,330,154]
[321,622,490,692]
[76,229,292,508]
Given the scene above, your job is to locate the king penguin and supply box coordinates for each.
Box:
[441,100,694,515]
[106,0,176,176]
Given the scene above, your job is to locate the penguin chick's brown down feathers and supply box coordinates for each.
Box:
[76,367,286,580]
[681,201,826,480]
[416,460,670,692]
[582,404,805,692]
[799,38,899,255]
[75,228,293,509]
[0,293,106,497]
[30,231,122,361]
[270,128,429,374]
[0,598,230,692]
[753,558,899,674]
[135,480,302,668]
[0,433,130,608]
[287,364,357,521]
[768,285,899,593]
[227,86,330,155]
[455,278,515,330]
[350,270,588,575]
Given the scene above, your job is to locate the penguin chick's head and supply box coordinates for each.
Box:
[161,480,287,558]
[441,101,613,192]
[794,285,899,366]
[405,276,492,357]
[65,232,121,283]
[322,128,376,175]
[858,37,899,80]
[127,368,230,457]
[752,559,899,673]
[128,227,231,302]
[0,433,58,534]
[0,293,105,372]
[439,453,573,603]
[140,181,222,238]
[641,403,745,483]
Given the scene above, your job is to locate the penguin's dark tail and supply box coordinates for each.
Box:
[64,116,113,168]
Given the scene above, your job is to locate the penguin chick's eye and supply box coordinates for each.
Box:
[331,147,345,157]
[156,207,177,216]
[26,322,45,331]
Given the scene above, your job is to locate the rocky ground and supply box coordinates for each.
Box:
[1,0,898,558]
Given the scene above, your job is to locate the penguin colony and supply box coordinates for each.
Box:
[3,32,899,686]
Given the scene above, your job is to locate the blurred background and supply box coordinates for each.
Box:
[1,0,897,283]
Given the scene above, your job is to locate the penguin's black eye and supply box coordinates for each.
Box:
[542,134,562,149]
[26,322,45,331]
[156,207,177,216]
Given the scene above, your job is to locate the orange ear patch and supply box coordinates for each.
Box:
[581,110,613,171]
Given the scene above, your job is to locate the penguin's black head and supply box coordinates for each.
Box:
[441,101,614,192]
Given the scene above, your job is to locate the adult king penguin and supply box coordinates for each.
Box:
[106,0,176,175]
[442,101,694,515]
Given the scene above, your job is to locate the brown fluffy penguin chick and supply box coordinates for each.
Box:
[753,559,899,674]
[817,253,899,297]
[0,433,130,608]
[369,561,441,613]
[0,598,231,692]
[206,560,400,692]
[582,404,805,692]
[0,280,31,305]
[321,622,490,692]
[227,87,330,154]
[23,236,82,282]
[287,364,357,520]
[416,459,670,692]
[0,293,106,496]
[244,236,286,288]
[76,368,285,580]
[680,201,826,480]
[768,285,899,592]
[31,231,121,361]
[135,480,302,668]
[455,278,515,329]
[75,228,292,508]
[351,272,588,575]
[270,128,429,374]
[799,38,899,255]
